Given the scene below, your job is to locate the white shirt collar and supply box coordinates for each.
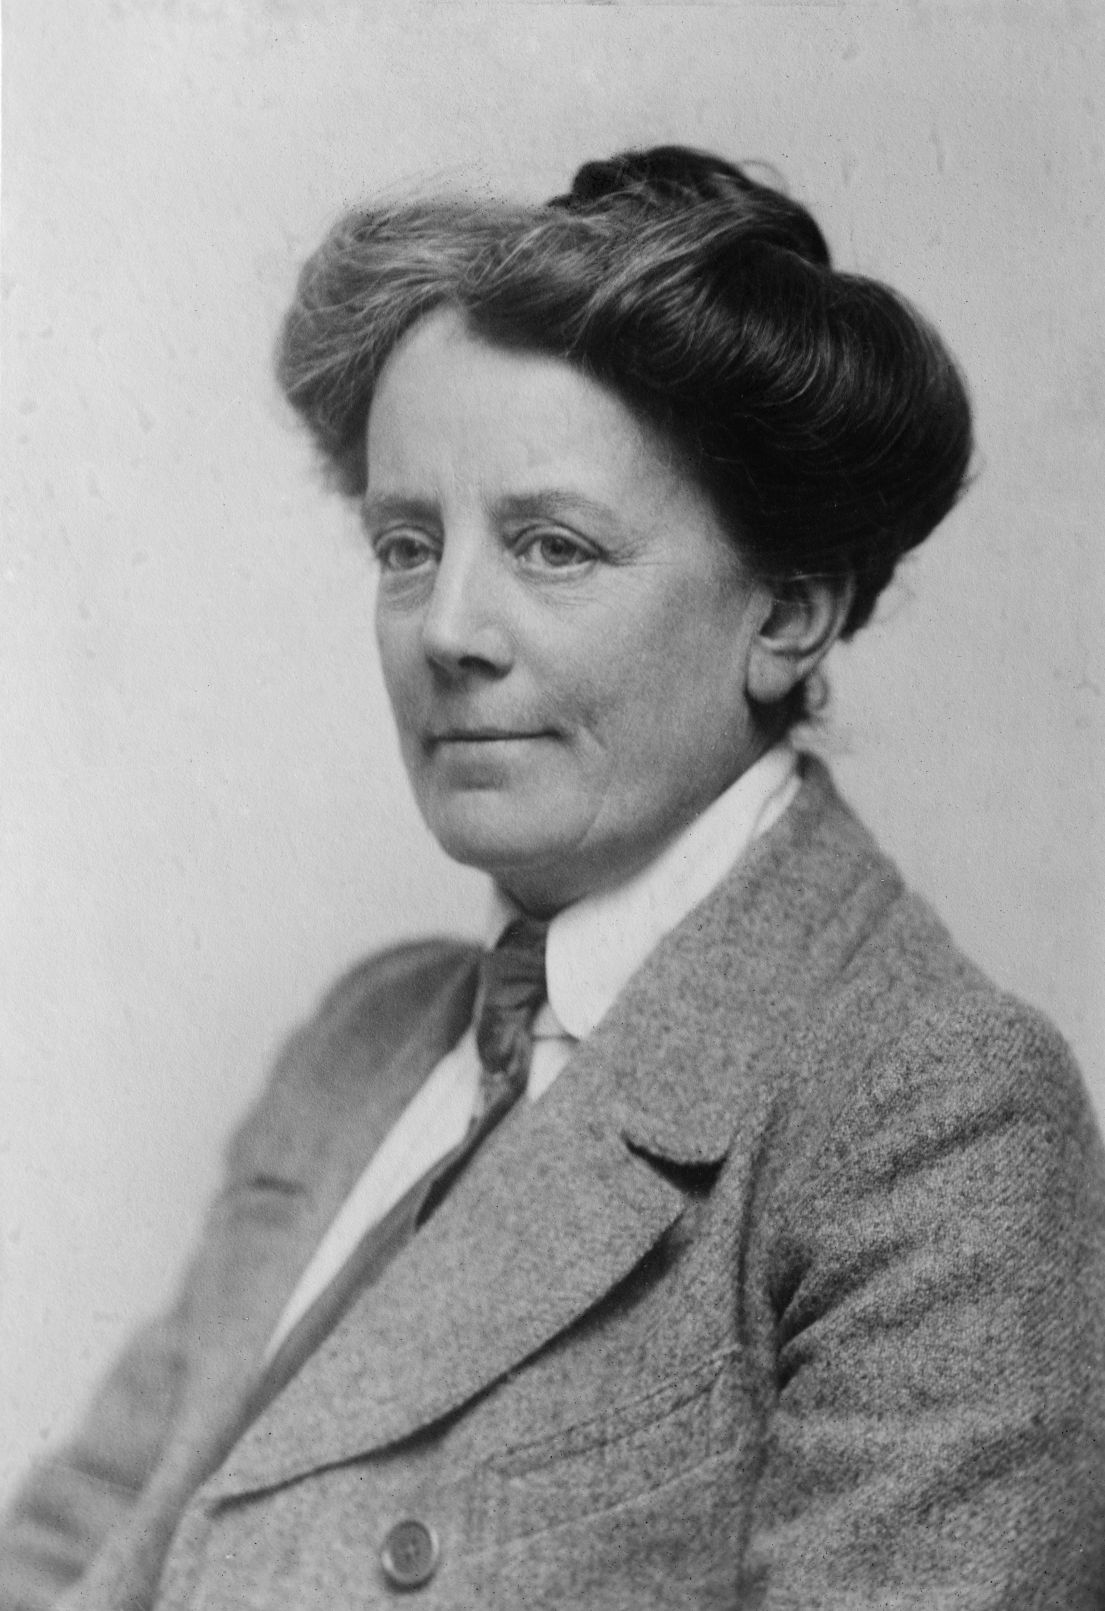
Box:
[487,742,799,1041]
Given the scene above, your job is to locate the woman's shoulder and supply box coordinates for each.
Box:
[815,948,1092,1148]
[775,757,1099,1159]
[758,786,1105,1343]
[220,937,480,1182]
[316,935,481,1030]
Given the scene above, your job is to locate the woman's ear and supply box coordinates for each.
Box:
[746,576,854,707]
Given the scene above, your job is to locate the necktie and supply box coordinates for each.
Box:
[417,913,549,1221]
[245,916,549,1425]
[478,914,551,1113]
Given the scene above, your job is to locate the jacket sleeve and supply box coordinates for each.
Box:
[0,1002,345,1610]
[0,940,471,1611]
[0,1311,188,1611]
[744,995,1105,1609]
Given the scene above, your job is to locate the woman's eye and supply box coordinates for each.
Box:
[519,530,595,570]
[373,533,436,573]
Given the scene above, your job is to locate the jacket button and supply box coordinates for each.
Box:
[380,1518,440,1590]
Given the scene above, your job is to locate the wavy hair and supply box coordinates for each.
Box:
[277,147,973,717]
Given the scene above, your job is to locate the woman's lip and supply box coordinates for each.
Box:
[430,730,549,743]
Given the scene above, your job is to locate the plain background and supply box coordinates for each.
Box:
[2,0,1102,1503]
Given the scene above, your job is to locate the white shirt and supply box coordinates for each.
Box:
[263,743,799,1359]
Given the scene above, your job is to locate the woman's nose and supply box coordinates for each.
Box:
[419,544,514,676]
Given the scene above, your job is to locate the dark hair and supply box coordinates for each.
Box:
[277,146,973,721]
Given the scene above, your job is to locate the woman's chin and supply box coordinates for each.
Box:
[421,795,578,885]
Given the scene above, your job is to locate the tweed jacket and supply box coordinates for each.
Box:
[3,760,1105,1610]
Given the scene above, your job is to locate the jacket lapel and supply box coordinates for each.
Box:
[158,950,482,1489]
[206,1013,687,1497]
[206,759,900,1500]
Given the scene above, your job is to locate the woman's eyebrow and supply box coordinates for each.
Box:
[494,491,618,529]
[360,489,622,533]
[359,493,439,531]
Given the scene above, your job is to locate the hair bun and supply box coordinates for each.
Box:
[549,144,831,267]
[565,146,737,206]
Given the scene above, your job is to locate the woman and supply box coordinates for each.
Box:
[3,146,1104,1609]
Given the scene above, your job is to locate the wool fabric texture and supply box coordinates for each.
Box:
[2,759,1103,1610]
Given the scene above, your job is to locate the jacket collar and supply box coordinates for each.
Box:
[608,753,899,1162]
[535,740,798,1041]
[203,757,901,1499]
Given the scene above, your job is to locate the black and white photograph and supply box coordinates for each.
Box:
[2,3,1104,1606]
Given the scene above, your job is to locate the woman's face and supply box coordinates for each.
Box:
[365,308,773,914]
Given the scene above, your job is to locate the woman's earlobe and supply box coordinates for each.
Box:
[746,577,853,705]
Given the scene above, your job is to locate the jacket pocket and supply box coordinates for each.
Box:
[466,1346,750,1548]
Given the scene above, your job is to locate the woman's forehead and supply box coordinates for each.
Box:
[364,309,704,521]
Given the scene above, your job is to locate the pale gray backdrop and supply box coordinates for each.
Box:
[2,0,1103,1499]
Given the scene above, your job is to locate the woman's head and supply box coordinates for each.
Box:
[276,146,974,909]
[277,144,973,662]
